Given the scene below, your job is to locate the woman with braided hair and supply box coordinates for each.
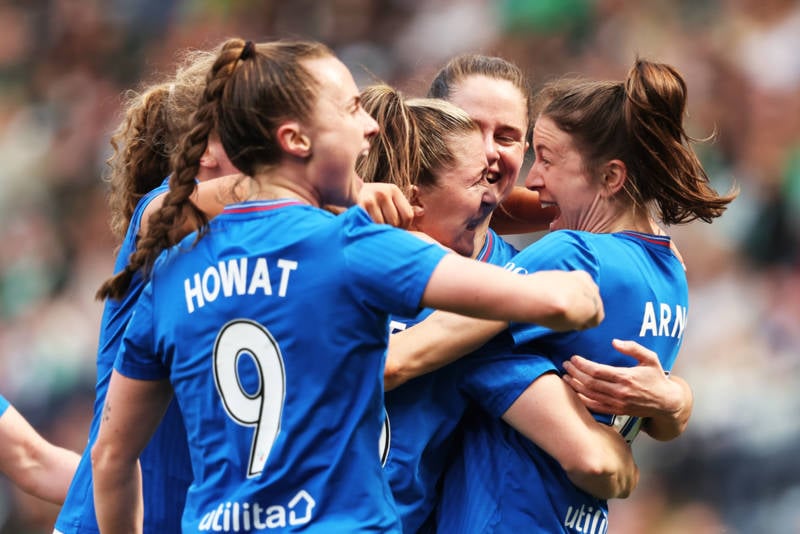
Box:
[55,45,241,534]
[90,38,604,532]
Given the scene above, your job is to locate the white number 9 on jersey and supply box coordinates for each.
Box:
[214,319,286,478]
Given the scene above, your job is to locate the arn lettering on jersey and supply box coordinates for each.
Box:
[184,257,298,313]
[638,301,687,338]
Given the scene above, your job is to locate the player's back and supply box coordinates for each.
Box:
[119,200,448,532]
[437,230,688,533]
[509,230,688,382]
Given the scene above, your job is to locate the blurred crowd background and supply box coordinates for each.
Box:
[0,0,798,532]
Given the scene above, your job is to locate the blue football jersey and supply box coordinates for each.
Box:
[0,394,9,417]
[115,201,449,532]
[437,230,688,533]
[56,179,192,534]
[383,228,518,533]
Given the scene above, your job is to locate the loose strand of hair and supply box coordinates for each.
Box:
[96,41,244,301]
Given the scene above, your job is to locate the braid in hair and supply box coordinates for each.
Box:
[104,47,218,244]
[97,39,247,300]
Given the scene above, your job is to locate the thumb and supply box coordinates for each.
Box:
[611,339,660,367]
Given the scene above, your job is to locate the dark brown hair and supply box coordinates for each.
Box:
[428,54,532,136]
[534,58,738,225]
[104,48,218,242]
[97,38,332,300]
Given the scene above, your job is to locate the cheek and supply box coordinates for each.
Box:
[499,146,524,175]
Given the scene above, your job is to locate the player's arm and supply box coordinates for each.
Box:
[0,404,80,504]
[503,372,639,499]
[387,256,604,390]
[92,371,172,534]
[562,339,692,441]
[489,186,558,235]
[385,312,506,391]
[140,173,246,236]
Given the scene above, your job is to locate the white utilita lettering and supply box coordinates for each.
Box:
[197,490,316,532]
[184,256,298,313]
[638,302,687,339]
[564,504,607,534]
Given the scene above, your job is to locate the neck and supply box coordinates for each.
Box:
[472,218,491,259]
[595,210,655,234]
[249,168,319,207]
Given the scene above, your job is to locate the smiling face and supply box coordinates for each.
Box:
[302,55,379,207]
[525,116,605,231]
[446,75,528,204]
[413,130,494,257]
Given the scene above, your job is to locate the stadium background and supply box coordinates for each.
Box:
[0,0,798,532]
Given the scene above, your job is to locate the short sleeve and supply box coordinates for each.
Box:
[114,281,169,381]
[341,208,449,317]
[506,231,600,346]
[461,337,558,418]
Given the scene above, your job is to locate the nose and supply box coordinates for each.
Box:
[524,161,543,189]
[484,134,500,174]
[362,109,379,138]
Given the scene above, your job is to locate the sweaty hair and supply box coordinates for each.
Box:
[358,84,480,195]
[534,58,738,225]
[428,53,532,135]
[98,38,332,301]
[105,48,218,242]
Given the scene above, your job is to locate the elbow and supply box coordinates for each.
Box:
[383,360,404,392]
[91,439,122,488]
[644,416,689,442]
[563,450,639,500]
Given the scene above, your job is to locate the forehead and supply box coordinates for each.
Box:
[533,116,570,149]
[448,75,528,129]
[447,130,485,164]
[436,130,486,180]
[303,55,358,105]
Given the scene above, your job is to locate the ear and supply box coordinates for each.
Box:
[601,159,627,196]
[199,139,221,170]
[408,184,425,210]
[276,122,312,158]
[408,185,426,220]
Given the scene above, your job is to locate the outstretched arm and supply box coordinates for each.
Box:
[503,372,639,499]
[386,258,604,390]
[562,339,693,441]
[0,404,80,504]
[385,312,507,390]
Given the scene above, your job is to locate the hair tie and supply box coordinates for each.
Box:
[240,40,256,61]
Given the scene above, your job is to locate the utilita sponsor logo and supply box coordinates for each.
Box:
[198,490,315,531]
